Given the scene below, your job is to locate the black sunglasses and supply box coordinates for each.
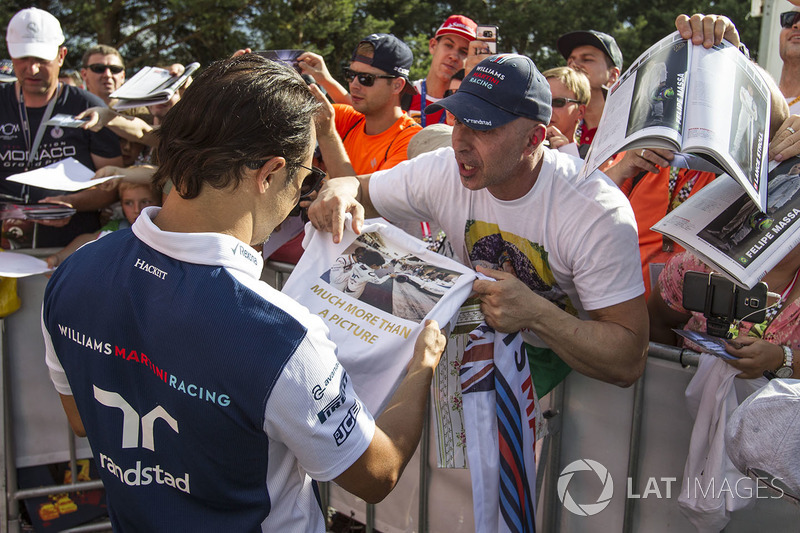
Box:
[86,63,124,74]
[297,164,327,200]
[551,97,581,108]
[781,11,800,29]
[342,67,397,87]
[246,160,326,200]
[443,89,457,98]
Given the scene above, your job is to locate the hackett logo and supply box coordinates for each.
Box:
[134,258,167,279]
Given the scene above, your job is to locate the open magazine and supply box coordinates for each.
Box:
[110,62,200,109]
[652,157,800,289]
[580,31,771,212]
[0,202,76,221]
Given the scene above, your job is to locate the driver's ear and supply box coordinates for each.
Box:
[254,157,286,193]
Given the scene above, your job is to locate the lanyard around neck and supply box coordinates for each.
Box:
[420,80,445,127]
[18,82,61,173]
[773,267,800,313]
[750,267,800,336]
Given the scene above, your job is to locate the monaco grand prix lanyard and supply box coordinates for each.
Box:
[17,82,61,194]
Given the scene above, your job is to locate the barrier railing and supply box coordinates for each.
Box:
[1,256,704,532]
[1,247,114,532]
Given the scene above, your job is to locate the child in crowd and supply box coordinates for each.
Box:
[46,181,161,268]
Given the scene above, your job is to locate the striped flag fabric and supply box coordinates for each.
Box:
[460,323,541,533]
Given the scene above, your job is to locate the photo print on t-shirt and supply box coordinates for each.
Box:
[320,231,463,322]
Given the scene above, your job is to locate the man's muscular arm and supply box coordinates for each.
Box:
[473,266,648,387]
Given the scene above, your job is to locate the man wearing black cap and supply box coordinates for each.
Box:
[309,53,649,391]
[557,30,623,151]
[304,33,421,175]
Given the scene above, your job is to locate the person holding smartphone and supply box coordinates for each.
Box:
[407,15,477,127]
[304,34,421,175]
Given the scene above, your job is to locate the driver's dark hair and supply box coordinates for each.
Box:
[361,250,385,267]
[153,55,320,199]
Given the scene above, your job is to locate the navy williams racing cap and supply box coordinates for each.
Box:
[426,53,551,130]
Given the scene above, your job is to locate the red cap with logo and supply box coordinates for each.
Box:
[435,15,478,41]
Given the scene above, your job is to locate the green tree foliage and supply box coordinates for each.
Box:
[0,0,763,81]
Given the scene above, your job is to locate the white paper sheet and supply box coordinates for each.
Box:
[0,252,52,277]
[6,158,118,192]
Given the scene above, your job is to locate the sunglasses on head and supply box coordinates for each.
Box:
[86,63,124,74]
[781,11,800,29]
[551,97,581,108]
[245,160,326,201]
[342,67,397,87]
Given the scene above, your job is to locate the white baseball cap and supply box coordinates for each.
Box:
[6,8,65,61]
[726,378,800,499]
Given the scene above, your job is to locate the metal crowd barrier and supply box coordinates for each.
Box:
[1,247,113,533]
[1,255,703,533]
[264,261,705,533]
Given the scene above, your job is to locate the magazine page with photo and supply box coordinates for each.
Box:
[580,31,770,212]
[681,42,770,210]
[652,156,800,288]
[581,32,689,177]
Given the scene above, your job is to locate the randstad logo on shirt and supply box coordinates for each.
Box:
[99,455,190,494]
[95,386,190,494]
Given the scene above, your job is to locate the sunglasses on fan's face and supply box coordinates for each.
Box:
[551,97,581,108]
[781,11,800,29]
[342,67,397,87]
[85,63,124,74]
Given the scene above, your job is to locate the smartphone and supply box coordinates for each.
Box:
[254,50,304,72]
[682,271,767,324]
[476,25,498,54]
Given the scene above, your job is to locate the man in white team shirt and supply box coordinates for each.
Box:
[309,52,650,393]
[307,14,751,394]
